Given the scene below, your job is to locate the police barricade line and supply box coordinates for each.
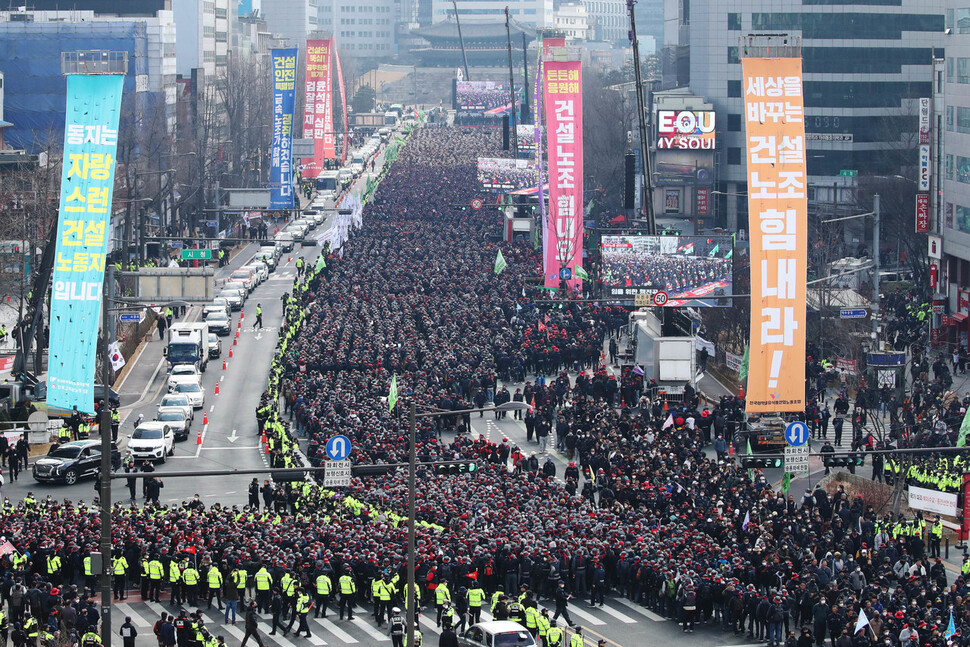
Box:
[417,613,443,634]
[597,602,637,624]
[113,602,153,627]
[563,603,607,626]
[314,616,359,643]
[350,615,392,642]
[611,596,665,622]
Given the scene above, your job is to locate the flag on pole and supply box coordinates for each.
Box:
[633,365,645,376]
[854,609,870,635]
[739,344,750,381]
[388,375,398,412]
[108,342,126,371]
[957,407,970,447]
[945,613,956,640]
[574,265,589,280]
[494,249,508,274]
[537,321,548,334]
[742,510,750,530]
[781,472,791,494]
[315,255,326,272]
[746,438,754,481]
[708,244,720,257]
[662,414,674,430]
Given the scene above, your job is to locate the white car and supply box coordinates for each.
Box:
[204,298,231,318]
[159,394,193,421]
[243,262,268,284]
[337,169,353,187]
[156,408,191,441]
[174,381,205,409]
[167,364,202,392]
[128,422,174,463]
[218,288,243,311]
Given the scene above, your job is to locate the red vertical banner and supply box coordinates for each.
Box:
[303,39,334,179]
[915,193,929,233]
[696,188,709,215]
[543,60,583,292]
[742,58,807,412]
[963,474,970,540]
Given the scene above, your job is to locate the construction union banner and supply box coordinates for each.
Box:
[302,39,334,178]
[542,60,583,292]
[270,48,297,209]
[742,58,807,412]
[48,74,124,413]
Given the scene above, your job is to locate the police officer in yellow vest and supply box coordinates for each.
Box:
[314,571,333,618]
[23,612,38,645]
[546,623,565,647]
[404,628,422,647]
[170,558,184,607]
[524,604,540,637]
[373,573,393,626]
[112,551,129,600]
[81,629,102,646]
[57,424,72,444]
[183,563,201,607]
[930,515,944,558]
[82,553,96,591]
[148,555,164,603]
[339,568,357,620]
[206,564,224,610]
[254,565,273,613]
[283,586,312,638]
[537,608,552,644]
[467,583,485,624]
[434,581,451,628]
[570,625,585,647]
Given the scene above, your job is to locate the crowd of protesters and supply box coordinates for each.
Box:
[0,126,968,647]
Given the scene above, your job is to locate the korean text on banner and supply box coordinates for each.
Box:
[270,48,298,209]
[543,60,583,292]
[48,74,124,413]
[742,58,807,412]
[302,39,334,178]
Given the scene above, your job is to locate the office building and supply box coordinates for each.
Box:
[428,0,552,28]
[173,0,232,82]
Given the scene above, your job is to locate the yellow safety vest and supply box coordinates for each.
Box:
[183,568,199,586]
[339,574,355,595]
[255,569,272,590]
[112,557,128,575]
[207,567,223,589]
[316,574,332,595]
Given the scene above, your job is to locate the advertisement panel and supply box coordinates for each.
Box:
[302,39,334,178]
[742,57,807,413]
[655,161,714,187]
[919,144,930,191]
[908,485,958,516]
[478,158,539,193]
[543,60,583,291]
[48,74,124,413]
[916,193,930,233]
[270,48,297,209]
[456,80,519,116]
[696,187,710,215]
[656,110,716,149]
[600,234,733,307]
[919,97,931,145]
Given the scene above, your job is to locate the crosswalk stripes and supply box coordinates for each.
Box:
[314,616,358,643]
[418,613,442,635]
[350,615,392,642]
[563,604,607,626]
[597,603,638,624]
[612,596,666,622]
[114,602,151,626]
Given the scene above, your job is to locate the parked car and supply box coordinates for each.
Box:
[127,422,174,463]
[159,393,193,422]
[218,288,243,311]
[275,231,294,252]
[207,332,222,359]
[243,262,268,284]
[156,408,191,441]
[203,298,231,318]
[167,364,202,392]
[174,382,205,409]
[229,269,256,292]
[205,310,231,336]
[459,622,536,647]
[32,440,102,485]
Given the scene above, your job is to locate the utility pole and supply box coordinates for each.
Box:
[626,0,655,234]
[872,193,881,339]
[521,32,530,126]
[452,0,471,82]
[505,7,519,158]
[406,401,417,647]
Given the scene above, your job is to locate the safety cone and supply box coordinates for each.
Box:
[235,329,240,338]
[241,310,245,320]
[663,398,669,412]
[233,337,237,346]
[260,431,267,446]
[264,441,269,454]
[728,443,735,456]
[215,382,220,395]
[238,320,242,329]
[222,360,227,370]
[229,348,233,358]
[196,430,202,445]
[203,412,208,425]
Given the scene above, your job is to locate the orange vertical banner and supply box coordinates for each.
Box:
[741,57,807,412]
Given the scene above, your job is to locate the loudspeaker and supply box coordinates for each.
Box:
[502,115,510,150]
[624,153,636,209]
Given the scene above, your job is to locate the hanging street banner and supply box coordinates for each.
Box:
[302,39,334,178]
[270,48,298,209]
[742,57,807,412]
[542,60,584,292]
[48,74,124,413]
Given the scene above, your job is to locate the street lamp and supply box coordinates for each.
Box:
[404,400,530,647]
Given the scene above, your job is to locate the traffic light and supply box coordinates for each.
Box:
[433,461,479,475]
[822,454,865,467]
[740,456,783,469]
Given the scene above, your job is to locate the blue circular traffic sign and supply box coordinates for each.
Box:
[559,268,572,280]
[784,421,809,447]
[325,435,352,461]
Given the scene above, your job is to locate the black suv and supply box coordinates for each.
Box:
[33,440,102,485]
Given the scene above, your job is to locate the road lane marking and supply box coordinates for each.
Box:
[314,617,358,643]
[115,602,152,626]
[349,616,391,642]
[565,604,606,625]
[612,597,665,621]
[598,603,637,624]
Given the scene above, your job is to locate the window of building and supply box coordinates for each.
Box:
[727,148,742,165]
[728,13,741,30]
[956,205,970,234]
[949,57,955,83]
[948,105,955,131]
[215,7,227,18]
[727,80,741,97]
[958,58,970,84]
[956,8,970,33]
[751,13,942,38]
[727,47,739,64]
[956,156,970,185]
[947,154,955,180]
[727,113,741,131]
[958,107,970,134]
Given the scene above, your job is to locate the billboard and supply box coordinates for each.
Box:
[48,74,124,413]
[270,48,297,209]
[656,110,716,149]
[742,57,808,413]
[456,80,520,116]
[302,39,334,178]
[919,143,930,191]
[478,157,538,193]
[543,61,583,291]
[655,161,714,187]
[600,235,733,307]
[516,124,536,154]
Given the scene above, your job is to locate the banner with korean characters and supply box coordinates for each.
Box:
[48,74,124,413]
[742,58,807,412]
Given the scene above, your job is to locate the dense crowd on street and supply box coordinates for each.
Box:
[0,126,968,647]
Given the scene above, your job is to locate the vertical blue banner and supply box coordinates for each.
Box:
[270,48,298,210]
[48,74,124,413]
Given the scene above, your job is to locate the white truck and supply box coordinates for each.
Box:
[164,322,210,373]
[631,310,696,391]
